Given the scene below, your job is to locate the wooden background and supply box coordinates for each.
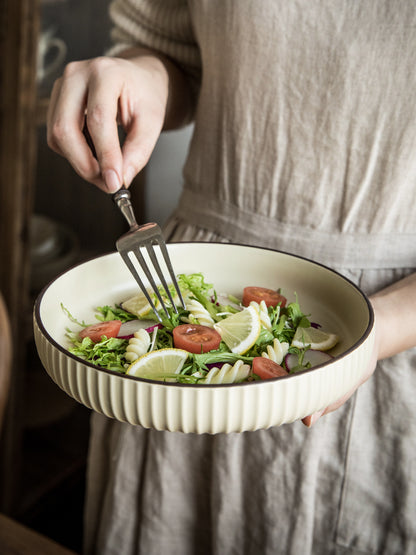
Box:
[0,0,145,525]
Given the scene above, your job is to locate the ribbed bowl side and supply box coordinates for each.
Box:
[34,318,375,434]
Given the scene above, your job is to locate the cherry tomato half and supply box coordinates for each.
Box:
[79,320,122,343]
[252,357,288,380]
[173,324,221,354]
[242,286,287,308]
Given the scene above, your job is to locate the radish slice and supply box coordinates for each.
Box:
[118,320,163,339]
[215,293,242,312]
[118,320,145,339]
[285,350,333,372]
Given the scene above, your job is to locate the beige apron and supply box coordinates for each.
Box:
[85,2,416,553]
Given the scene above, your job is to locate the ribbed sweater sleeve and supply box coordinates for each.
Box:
[107,0,201,104]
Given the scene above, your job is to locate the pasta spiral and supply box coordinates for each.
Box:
[261,338,289,365]
[203,360,250,384]
[182,299,215,327]
[124,329,151,362]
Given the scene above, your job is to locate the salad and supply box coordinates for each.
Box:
[63,273,339,384]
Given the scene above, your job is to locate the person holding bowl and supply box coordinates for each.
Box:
[47,2,416,554]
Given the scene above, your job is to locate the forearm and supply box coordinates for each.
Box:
[304,271,416,426]
[370,272,416,360]
[115,46,194,130]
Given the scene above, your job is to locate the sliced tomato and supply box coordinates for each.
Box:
[173,324,221,354]
[242,286,287,308]
[79,320,122,343]
[252,357,288,380]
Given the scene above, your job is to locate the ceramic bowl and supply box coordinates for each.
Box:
[33,242,374,434]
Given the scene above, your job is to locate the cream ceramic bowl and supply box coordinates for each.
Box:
[33,242,374,434]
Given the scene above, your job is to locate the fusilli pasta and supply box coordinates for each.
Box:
[203,359,250,384]
[125,329,151,362]
[261,338,289,365]
[181,299,215,327]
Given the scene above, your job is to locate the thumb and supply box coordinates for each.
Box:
[302,408,325,428]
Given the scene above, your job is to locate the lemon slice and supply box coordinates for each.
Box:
[122,290,160,318]
[291,326,338,351]
[126,348,189,380]
[122,284,183,319]
[214,305,261,354]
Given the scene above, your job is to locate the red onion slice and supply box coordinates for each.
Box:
[285,350,333,372]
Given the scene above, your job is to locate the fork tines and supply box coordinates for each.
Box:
[116,223,185,323]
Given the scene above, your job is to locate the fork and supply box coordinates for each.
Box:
[81,121,184,322]
[113,186,185,323]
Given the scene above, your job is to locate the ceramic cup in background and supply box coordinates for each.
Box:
[30,214,79,293]
[37,28,67,85]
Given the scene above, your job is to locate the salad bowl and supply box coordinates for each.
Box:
[33,242,375,434]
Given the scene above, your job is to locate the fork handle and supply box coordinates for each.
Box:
[113,186,139,230]
[82,120,139,230]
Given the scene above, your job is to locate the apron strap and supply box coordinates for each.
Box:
[175,189,416,270]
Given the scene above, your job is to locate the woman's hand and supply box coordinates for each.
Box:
[47,50,191,193]
[302,271,416,427]
[301,321,379,427]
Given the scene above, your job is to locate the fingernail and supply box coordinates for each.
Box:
[103,169,120,193]
[309,409,325,427]
[123,166,136,187]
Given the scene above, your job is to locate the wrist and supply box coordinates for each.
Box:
[369,275,416,359]
[114,47,192,129]
[369,297,389,360]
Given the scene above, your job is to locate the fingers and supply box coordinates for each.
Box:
[301,387,359,428]
[302,409,325,428]
[301,389,353,427]
[47,56,167,193]
[301,341,379,428]
[121,110,163,187]
[302,328,379,428]
[117,74,167,187]
[84,59,126,192]
[47,61,105,191]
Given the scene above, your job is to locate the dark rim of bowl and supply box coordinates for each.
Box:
[34,241,375,389]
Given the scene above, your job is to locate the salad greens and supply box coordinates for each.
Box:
[67,334,128,371]
[63,272,315,380]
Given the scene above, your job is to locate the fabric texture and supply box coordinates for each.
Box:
[84,2,416,554]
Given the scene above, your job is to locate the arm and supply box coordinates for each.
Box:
[370,271,416,359]
[303,271,416,427]
[47,48,193,193]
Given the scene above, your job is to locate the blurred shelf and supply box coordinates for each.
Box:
[1,4,127,552]
[18,399,90,554]
[36,96,50,126]
[19,403,90,511]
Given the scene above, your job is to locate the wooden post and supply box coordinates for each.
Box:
[0,0,40,512]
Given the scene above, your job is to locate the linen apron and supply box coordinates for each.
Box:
[84,2,416,554]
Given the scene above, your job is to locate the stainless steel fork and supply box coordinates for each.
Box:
[113,186,185,322]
